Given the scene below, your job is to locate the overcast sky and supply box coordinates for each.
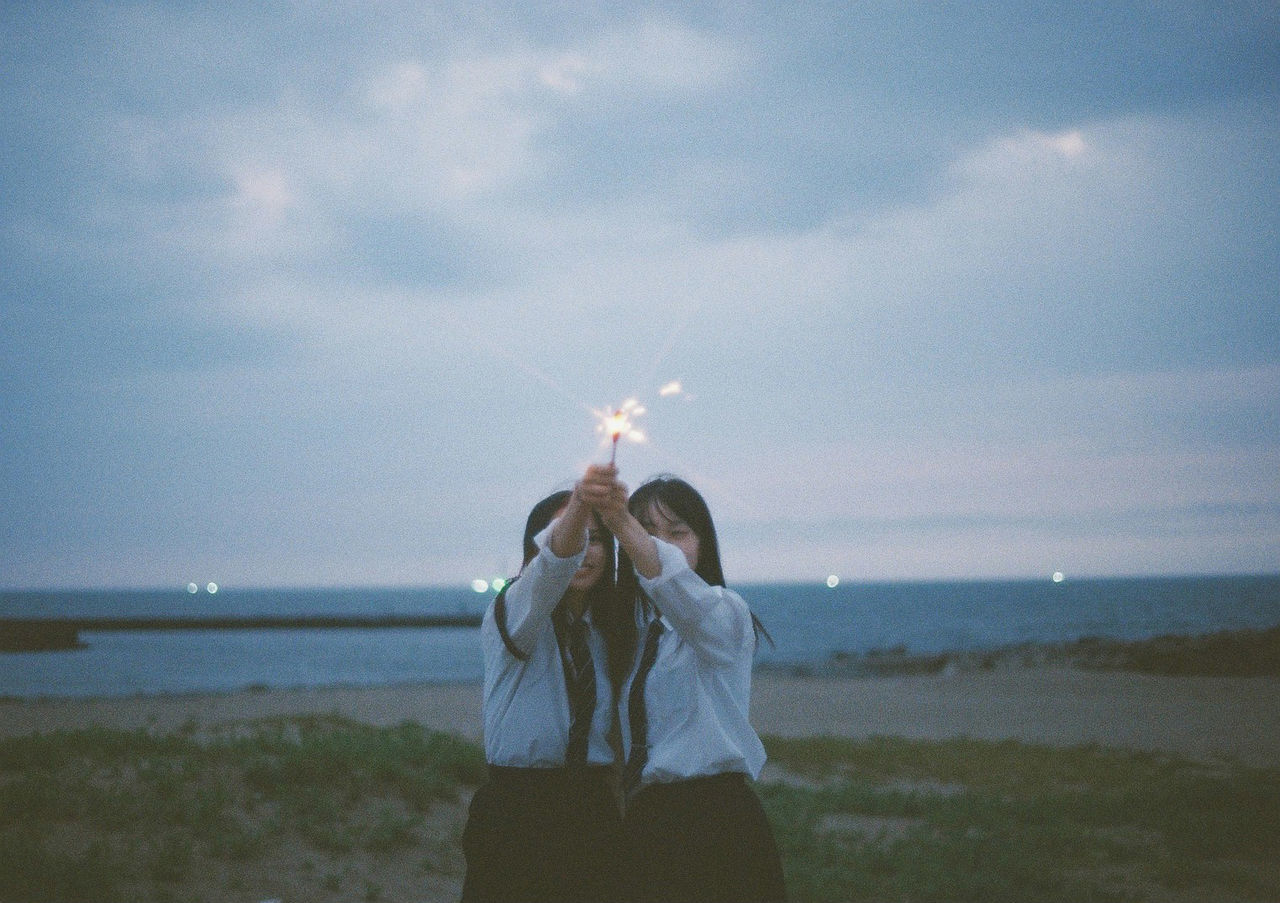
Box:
[2,2,1277,590]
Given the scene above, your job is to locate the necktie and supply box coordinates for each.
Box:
[623,617,665,796]
[561,612,596,767]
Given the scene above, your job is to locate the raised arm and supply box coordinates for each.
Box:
[498,467,603,655]
[635,539,750,666]
[589,471,748,664]
[498,523,586,655]
[547,478,594,559]
[582,465,660,578]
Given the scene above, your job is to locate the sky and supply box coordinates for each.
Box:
[2,1,1278,590]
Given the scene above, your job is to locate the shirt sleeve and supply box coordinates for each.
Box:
[500,520,587,656]
[636,537,751,666]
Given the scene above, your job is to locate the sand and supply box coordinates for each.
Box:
[3,667,1278,766]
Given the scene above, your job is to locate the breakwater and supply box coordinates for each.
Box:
[0,614,483,652]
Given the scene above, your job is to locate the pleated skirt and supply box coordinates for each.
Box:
[624,772,787,903]
[461,764,623,903]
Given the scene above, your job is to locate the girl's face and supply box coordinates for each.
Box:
[639,501,700,573]
[567,516,609,592]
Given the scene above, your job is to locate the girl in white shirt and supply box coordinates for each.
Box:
[597,474,786,903]
[461,465,631,903]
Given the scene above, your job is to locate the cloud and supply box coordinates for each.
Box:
[230,167,294,222]
[580,16,749,94]
[955,128,1092,181]
[64,15,751,302]
[1,3,1276,588]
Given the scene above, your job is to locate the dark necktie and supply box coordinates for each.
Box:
[623,617,666,796]
[561,612,596,767]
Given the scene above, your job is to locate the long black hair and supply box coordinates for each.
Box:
[618,475,773,648]
[508,488,632,694]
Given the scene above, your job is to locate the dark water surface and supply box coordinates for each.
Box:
[2,575,1277,699]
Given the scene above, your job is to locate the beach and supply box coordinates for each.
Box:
[4,668,1278,767]
[4,667,1279,903]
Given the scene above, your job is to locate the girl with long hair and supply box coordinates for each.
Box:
[460,464,630,903]
[597,473,786,903]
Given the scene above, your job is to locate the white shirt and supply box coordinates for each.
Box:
[618,537,766,787]
[480,522,616,768]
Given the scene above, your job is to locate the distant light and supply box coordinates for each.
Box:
[470,579,490,593]
[826,574,840,589]
[1052,572,1065,583]
[187,583,199,594]
[206,582,219,594]
[490,578,507,592]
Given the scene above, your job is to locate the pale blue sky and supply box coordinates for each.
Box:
[2,1,1277,588]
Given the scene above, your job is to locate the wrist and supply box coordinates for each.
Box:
[548,507,589,558]
[620,520,661,579]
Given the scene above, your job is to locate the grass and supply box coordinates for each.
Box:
[802,623,1280,678]
[0,721,1276,902]
[1063,625,1280,676]
[760,734,1280,902]
[0,717,484,902]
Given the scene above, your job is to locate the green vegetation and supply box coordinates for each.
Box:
[1063,625,1280,676]
[807,624,1280,678]
[760,734,1280,902]
[1,721,1276,901]
[0,717,484,902]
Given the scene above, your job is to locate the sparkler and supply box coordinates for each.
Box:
[595,397,646,465]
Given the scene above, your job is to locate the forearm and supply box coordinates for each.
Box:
[548,489,590,558]
[503,524,586,651]
[613,513,662,579]
[638,540,750,665]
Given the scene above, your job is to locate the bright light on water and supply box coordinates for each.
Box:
[1052,572,1065,583]
[470,579,489,593]
[187,583,198,594]
[206,583,219,594]
[826,574,840,588]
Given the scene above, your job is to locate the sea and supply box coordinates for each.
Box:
[2,574,1278,700]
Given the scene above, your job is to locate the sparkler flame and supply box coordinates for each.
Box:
[595,398,646,463]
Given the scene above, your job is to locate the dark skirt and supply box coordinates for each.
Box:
[624,773,786,903]
[461,765,623,903]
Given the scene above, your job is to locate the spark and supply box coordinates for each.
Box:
[595,398,646,464]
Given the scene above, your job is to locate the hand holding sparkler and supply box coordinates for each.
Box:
[548,470,598,559]
[578,466,622,514]
[551,464,625,557]
[582,466,630,535]
[586,466,661,578]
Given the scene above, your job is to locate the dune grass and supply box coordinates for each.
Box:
[0,717,484,902]
[802,623,1280,679]
[760,734,1280,902]
[1,720,1277,902]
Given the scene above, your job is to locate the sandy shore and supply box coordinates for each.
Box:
[3,668,1278,767]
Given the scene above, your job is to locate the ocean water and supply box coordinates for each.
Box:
[1,575,1277,700]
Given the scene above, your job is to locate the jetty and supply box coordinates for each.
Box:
[0,614,483,652]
